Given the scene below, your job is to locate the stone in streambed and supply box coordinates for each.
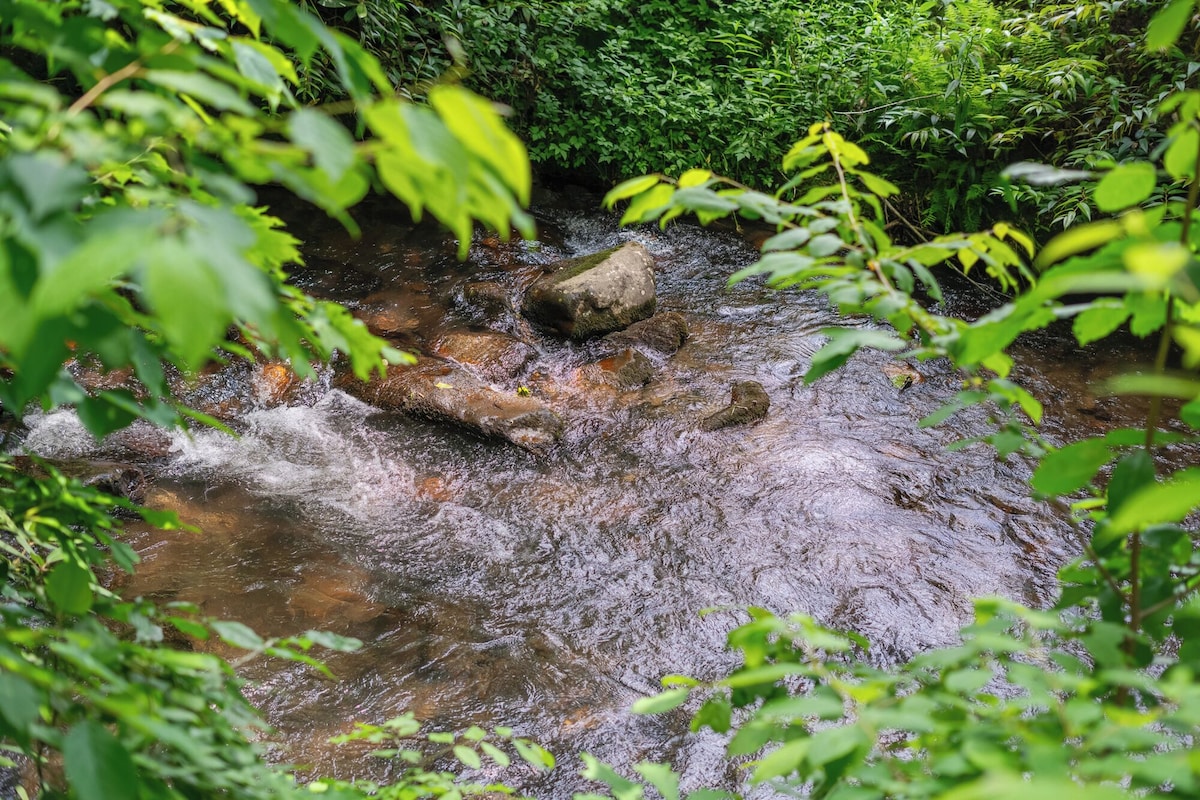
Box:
[521,242,656,339]
[602,311,688,355]
[579,348,655,390]
[460,281,512,317]
[431,331,536,383]
[338,357,562,451]
[699,381,770,431]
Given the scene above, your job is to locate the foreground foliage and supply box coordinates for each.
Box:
[587,5,1200,798]
[0,0,549,796]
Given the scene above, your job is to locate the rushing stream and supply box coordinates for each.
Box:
[12,188,1172,796]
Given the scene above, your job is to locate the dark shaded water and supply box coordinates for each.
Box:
[14,194,1172,795]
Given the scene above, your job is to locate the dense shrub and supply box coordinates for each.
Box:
[322,0,1187,235]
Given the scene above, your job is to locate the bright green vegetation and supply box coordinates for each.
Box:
[5,0,1200,798]
[311,0,1183,234]
[584,6,1200,797]
[0,0,551,796]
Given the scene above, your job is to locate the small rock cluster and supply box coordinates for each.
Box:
[334,239,773,451]
[68,238,770,456]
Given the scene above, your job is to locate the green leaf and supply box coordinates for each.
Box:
[1034,220,1124,270]
[856,171,899,197]
[632,688,689,715]
[808,233,843,257]
[673,187,740,214]
[805,328,905,384]
[1108,468,1200,535]
[604,175,662,209]
[513,739,555,770]
[945,667,993,694]
[806,725,868,768]
[211,620,265,650]
[429,84,531,205]
[1093,162,1157,212]
[762,228,812,251]
[1107,451,1157,515]
[1182,398,1200,428]
[1072,300,1130,345]
[453,745,482,770]
[920,391,988,427]
[6,151,90,222]
[143,70,255,115]
[1147,0,1197,51]
[1166,127,1200,181]
[232,39,285,96]
[46,561,94,616]
[301,630,363,652]
[1031,439,1112,495]
[143,243,229,371]
[721,663,814,688]
[691,696,732,733]
[63,721,139,800]
[0,674,40,746]
[479,741,510,767]
[1106,373,1200,399]
[288,108,355,184]
[753,738,809,782]
[581,754,643,800]
[167,617,210,640]
[621,183,676,225]
[635,762,680,800]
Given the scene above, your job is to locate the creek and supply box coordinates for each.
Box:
[12,188,1169,796]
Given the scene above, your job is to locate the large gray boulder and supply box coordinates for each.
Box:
[338,357,562,451]
[521,242,656,340]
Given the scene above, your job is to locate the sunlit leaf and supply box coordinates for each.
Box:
[288,108,355,183]
[1147,0,1197,51]
[1072,300,1130,345]
[1031,439,1112,495]
[805,328,905,384]
[453,745,482,769]
[211,620,265,650]
[1165,127,1200,181]
[63,722,139,800]
[1094,162,1157,212]
[1035,221,1124,269]
[604,175,663,208]
[636,762,680,800]
[46,561,94,616]
[1108,468,1200,535]
[632,688,689,715]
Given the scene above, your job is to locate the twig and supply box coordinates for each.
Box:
[832,94,939,116]
[883,197,932,242]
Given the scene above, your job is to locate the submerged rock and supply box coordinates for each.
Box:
[521,242,656,340]
[699,380,770,431]
[579,348,655,390]
[460,281,512,318]
[338,358,563,451]
[602,311,688,355]
[11,456,148,503]
[431,331,537,383]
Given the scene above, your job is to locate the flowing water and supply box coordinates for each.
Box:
[11,190,1173,796]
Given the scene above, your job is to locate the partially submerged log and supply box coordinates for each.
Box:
[338,358,563,451]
